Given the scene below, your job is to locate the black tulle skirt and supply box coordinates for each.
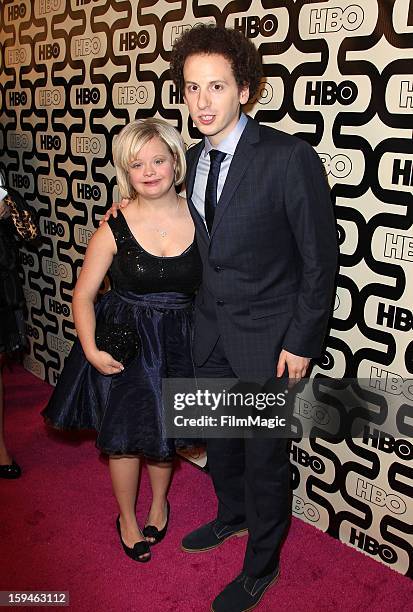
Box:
[42,290,196,461]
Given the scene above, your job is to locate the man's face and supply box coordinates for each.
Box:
[183,53,249,147]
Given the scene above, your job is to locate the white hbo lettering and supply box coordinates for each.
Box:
[49,334,71,356]
[9,133,29,149]
[384,233,413,262]
[74,37,101,57]
[370,366,413,402]
[76,227,93,245]
[38,0,62,14]
[309,5,364,34]
[170,24,199,46]
[356,478,406,515]
[295,396,330,425]
[117,86,148,105]
[399,81,413,109]
[292,495,320,522]
[7,48,27,65]
[319,153,352,178]
[44,259,69,279]
[40,178,63,195]
[74,137,101,154]
[39,89,61,106]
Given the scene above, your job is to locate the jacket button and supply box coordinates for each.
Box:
[214,265,223,272]
[216,300,225,306]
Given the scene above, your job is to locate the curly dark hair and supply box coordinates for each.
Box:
[170,24,263,101]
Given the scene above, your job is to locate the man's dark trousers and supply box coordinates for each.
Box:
[196,336,290,579]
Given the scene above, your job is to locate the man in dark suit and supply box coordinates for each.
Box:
[169,25,338,612]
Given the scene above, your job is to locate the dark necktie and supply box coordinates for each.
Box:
[205,149,226,234]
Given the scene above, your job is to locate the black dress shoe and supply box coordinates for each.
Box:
[143,500,170,545]
[181,519,248,553]
[0,460,21,479]
[211,567,280,612]
[116,516,151,562]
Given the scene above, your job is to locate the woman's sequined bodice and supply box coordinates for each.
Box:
[107,212,202,295]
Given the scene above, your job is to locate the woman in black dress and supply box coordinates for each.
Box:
[0,191,26,479]
[43,118,202,562]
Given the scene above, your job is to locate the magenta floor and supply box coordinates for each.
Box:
[0,365,412,611]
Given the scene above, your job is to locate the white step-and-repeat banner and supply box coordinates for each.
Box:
[0,0,411,576]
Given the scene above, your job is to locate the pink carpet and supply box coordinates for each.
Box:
[0,365,412,612]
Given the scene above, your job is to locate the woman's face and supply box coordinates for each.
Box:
[128,137,176,200]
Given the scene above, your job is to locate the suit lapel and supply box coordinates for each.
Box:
[185,142,207,235]
[210,117,259,239]
[186,142,203,203]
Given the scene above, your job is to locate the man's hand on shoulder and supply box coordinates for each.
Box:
[99,198,130,226]
[276,349,310,387]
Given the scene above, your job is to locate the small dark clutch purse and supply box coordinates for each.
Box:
[95,322,141,366]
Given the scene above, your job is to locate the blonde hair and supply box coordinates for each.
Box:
[113,118,186,199]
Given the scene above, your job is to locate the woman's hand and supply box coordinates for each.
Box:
[86,349,124,375]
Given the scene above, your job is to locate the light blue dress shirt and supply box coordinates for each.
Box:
[191,113,248,226]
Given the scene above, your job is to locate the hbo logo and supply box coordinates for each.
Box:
[8,3,27,20]
[43,220,64,237]
[20,252,35,266]
[319,153,352,179]
[290,445,325,474]
[38,43,60,61]
[25,324,40,340]
[76,183,101,200]
[350,529,397,564]
[292,496,320,523]
[305,81,358,105]
[40,135,61,150]
[48,299,70,317]
[234,14,278,38]
[75,87,100,105]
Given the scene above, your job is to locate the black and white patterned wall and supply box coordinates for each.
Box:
[0,0,412,576]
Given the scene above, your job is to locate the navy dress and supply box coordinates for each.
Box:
[42,212,202,460]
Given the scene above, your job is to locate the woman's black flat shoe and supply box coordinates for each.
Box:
[0,460,21,479]
[116,516,151,562]
[143,500,170,545]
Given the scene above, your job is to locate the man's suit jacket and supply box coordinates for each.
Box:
[186,116,338,379]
